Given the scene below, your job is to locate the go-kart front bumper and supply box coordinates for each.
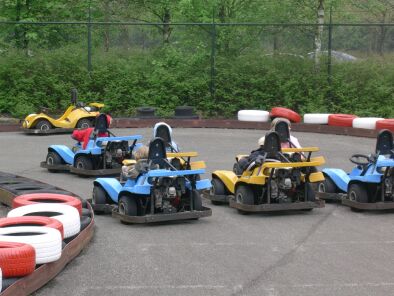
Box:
[112,206,212,224]
[229,196,325,213]
[203,190,231,204]
[316,192,345,202]
[69,166,121,177]
[342,198,394,210]
[40,161,70,172]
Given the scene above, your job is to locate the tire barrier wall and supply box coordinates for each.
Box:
[0,118,382,138]
[0,172,94,296]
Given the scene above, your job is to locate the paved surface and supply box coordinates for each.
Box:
[1,128,392,296]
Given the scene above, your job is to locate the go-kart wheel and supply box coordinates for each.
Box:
[192,189,203,211]
[210,178,226,205]
[75,155,93,171]
[119,195,138,216]
[305,183,316,201]
[318,177,337,193]
[233,162,243,175]
[235,185,255,205]
[46,151,64,172]
[92,185,110,214]
[348,183,368,203]
[35,119,52,131]
[76,118,92,129]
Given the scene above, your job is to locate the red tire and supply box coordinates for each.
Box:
[0,216,64,239]
[0,242,35,278]
[12,193,82,216]
[270,107,301,123]
[328,114,358,127]
[376,119,394,132]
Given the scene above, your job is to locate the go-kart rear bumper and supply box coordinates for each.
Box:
[342,198,394,210]
[203,190,230,204]
[23,128,74,135]
[112,206,212,224]
[40,161,70,172]
[69,166,121,177]
[229,196,325,212]
[316,192,345,202]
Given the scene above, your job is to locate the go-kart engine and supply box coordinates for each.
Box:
[270,169,302,202]
[105,141,130,168]
[153,177,186,214]
[384,169,394,198]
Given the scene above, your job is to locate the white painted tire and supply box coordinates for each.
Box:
[238,110,270,122]
[0,268,2,292]
[0,226,61,264]
[8,204,81,239]
[352,117,384,130]
[303,113,331,124]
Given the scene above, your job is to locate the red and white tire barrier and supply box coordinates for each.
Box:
[0,226,61,264]
[8,204,81,239]
[12,193,82,216]
[0,242,35,277]
[238,110,270,122]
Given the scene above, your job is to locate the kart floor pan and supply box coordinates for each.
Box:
[86,199,115,214]
[342,198,394,210]
[229,197,325,212]
[112,206,212,224]
[69,167,121,177]
[23,128,74,135]
[40,161,70,172]
[316,192,345,202]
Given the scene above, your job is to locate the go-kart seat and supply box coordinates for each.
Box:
[148,137,168,169]
[275,121,290,144]
[155,124,178,152]
[376,129,393,156]
[94,114,109,134]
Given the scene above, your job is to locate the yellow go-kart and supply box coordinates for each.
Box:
[22,89,104,134]
[206,131,326,214]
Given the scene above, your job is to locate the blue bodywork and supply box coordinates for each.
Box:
[323,155,394,193]
[49,135,143,166]
[95,168,211,203]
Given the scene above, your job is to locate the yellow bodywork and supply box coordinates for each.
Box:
[213,147,326,193]
[167,151,206,170]
[22,102,104,129]
[122,159,136,166]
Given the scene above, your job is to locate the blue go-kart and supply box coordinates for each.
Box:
[318,129,394,210]
[40,114,142,177]
[92,137,212,224]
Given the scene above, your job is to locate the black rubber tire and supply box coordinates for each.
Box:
[235,185,255,205]
[136,107,156,118]
[82,208,91,217]
[192,189,203,211]
[210,178,226,205]
[92,185,109,214]
[119,195,138,216]
[305,183,316,201]
[76,118,92,129]
[80,216,91,231]
[1,277,20,291]
[348,183,368,203]
[75,155,93,170]
[173,106,199,119]
[35,119,52,131]
[318,177,337,193]
[46,151,64,173]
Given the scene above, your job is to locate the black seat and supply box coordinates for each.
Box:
[155,124,176,152]
[148,138,168,169]
[376,129,393,156]
[275,121,290,144]
[263,131,282,159]
[94,114,109,134]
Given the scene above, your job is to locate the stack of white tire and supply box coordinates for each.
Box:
[303,114,331,124]
[238,110,270,122]
[352,117,384,129]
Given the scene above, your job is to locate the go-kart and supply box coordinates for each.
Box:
[91,137,212,223]
[206,131,325,213]
[22,88,104,134]
[40,114,142,177]
[318,129,394,210]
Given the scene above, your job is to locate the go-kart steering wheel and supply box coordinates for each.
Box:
[349,154,371,166]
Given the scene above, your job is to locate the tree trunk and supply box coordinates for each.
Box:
[162,7,171,43]
[314,0,325,70]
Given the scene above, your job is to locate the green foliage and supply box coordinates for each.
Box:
[0,47,393,119]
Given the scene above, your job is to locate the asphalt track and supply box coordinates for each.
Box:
[1,128,392,296]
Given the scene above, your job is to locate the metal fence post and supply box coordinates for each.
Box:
[210,18,216,101]
[87,0,92,73]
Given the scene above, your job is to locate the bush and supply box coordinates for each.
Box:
[0,45,393,119]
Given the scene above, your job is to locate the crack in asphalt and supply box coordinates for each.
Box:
[231,204,339,296]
